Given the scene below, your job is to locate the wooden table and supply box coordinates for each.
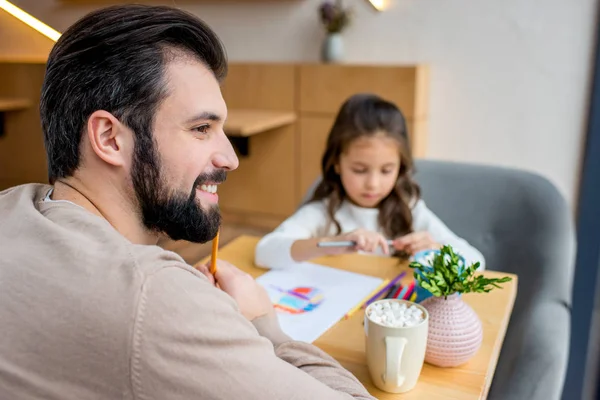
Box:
[197,235,518,399]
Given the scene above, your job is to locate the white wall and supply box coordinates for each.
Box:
[13,0,597,209]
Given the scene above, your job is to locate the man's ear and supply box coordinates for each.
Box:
[334,163,340,174]
[86,110,130,168]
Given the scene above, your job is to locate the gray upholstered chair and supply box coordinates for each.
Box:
[302,159,576,400]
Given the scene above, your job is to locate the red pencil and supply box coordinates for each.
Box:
[391,284,403,299]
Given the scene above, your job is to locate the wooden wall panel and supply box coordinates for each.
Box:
[414,66,430,122]
[0,10,53,63]
[298,115,332,198]
[298,64,428,120]
[218,63,298,219]
[410,118,428,159]
[221,63,296,111]
[0,63,48,191]
[220,210,287,231]
[218,124,296,217]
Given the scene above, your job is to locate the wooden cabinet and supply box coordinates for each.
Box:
[298,115,333,198]
[221,63,296,111]
[298,64,428,118]
[0,63,48,190]
[0,7,54,190]
[218,122,297,220]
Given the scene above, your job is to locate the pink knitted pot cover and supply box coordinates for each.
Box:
[420,293,483,367]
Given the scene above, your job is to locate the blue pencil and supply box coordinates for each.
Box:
[396,285,409,300]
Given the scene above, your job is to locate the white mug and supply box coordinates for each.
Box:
[364,299,429,393]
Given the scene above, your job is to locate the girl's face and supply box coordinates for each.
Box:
[336,133,401,208]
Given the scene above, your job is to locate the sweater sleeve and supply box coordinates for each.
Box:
[412,200,486,270]
[131,266,375,400]
[254,202,328,269]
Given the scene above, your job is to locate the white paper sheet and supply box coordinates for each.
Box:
[256,262,384,343]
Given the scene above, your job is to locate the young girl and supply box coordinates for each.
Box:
[255,93,485,270]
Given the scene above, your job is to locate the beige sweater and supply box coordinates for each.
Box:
[0,184,375,400]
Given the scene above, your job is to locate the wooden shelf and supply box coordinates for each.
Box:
[224,109,296,156]
[0,98,31,112]
[0,56,48,64]
[0,98,31,137]
[224,109,296,137]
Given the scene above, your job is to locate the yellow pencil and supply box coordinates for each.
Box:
[209,229,220,275]
[409,291,417,302]
[343,279,390,321]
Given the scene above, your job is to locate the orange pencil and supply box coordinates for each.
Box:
[210,229,220,275]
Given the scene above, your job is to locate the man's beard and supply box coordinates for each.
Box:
[130,137,224,243]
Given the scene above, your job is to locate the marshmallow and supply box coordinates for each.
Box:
[367,300,425,328]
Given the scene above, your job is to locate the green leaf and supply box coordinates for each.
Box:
[408,245,512,297]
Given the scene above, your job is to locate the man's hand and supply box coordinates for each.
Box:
[211,259,274,321]
[195,263,216,285]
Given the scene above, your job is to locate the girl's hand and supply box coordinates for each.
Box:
[393,231,441,256]
[325,229,390,255]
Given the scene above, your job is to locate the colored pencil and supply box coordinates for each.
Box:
[209,229,220,275]
[391,284,403,299]
[397,284,409,300]
[403,281,416,300]
[362,271,407,309]
[343,279,390,320]
[384,284,398,299]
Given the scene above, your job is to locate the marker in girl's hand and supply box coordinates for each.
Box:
[317,239,395,248]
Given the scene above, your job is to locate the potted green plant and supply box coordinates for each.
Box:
[409,245,512,367]
[318,0,352,63]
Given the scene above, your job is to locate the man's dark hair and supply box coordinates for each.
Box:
[40,4,228,183]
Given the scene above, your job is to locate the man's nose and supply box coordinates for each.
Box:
[212,131,239,171]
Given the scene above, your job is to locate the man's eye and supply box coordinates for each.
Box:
[193,124,210,134]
